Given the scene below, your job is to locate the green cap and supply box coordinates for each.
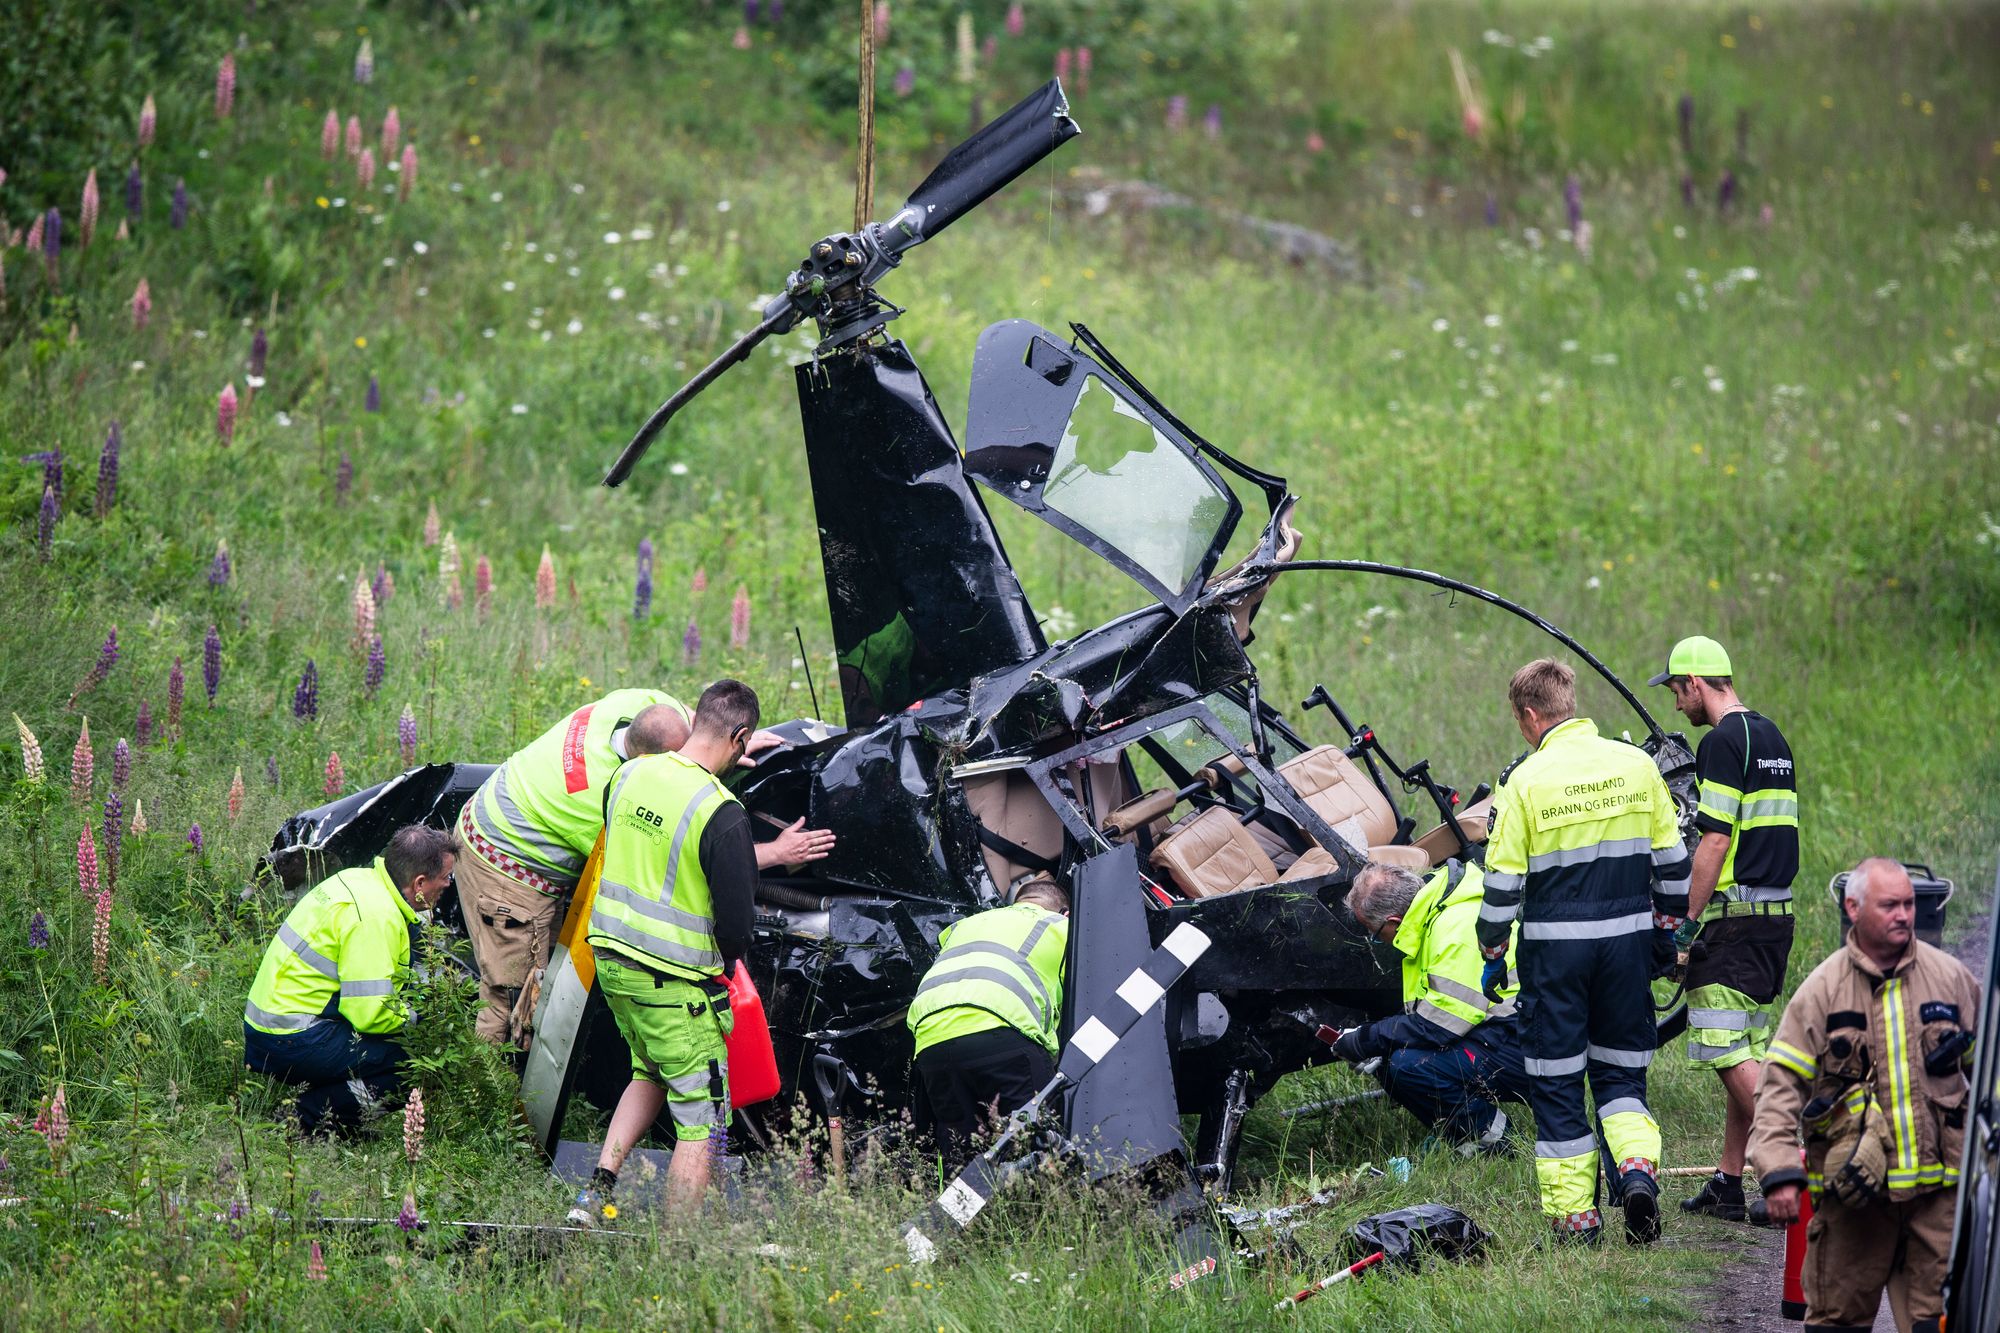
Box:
[1647,635,1732,686]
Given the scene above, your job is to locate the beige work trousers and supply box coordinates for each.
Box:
[1804,1187,1955,1332]
[457,849,565,1047]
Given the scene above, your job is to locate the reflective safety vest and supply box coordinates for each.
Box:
[464,688,690,892]
[908,903,1069,1058]
[1393,861,1519,1037]
[244,858,416,1036]
[1479,717,1692,953]
[586,750,735,982]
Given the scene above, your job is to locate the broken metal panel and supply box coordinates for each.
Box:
[797,342,1044,730]
[260,762,493,891]
[964,320,1242,612]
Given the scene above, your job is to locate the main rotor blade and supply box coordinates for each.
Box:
[884,79,1079,257]
[602,304,796,488]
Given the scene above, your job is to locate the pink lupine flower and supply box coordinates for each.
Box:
[324,751,344,796]
[138,94,157,148]
[1055,48,1071,83]
[14,714,44,782]
[381,106,400,159]
[403,1086,425,1161]
[215,53,236,119]
[135,699,152,748]
[873,0,889,43]
[78,823,99,895]
[306,1241,328,1280]
[217,383,238,444]
[421,500,440,547]
[91,888,111,979]
[474,555,493,619]
[35,1085,68,1156]
[1307,130,1326,152]
[80,170,99,248]
[71,719,93,801]
[535,546,556,609]
[321,109,340,159]
[732,25,752,50]
[691,567,708,594]
[357,147,376,193]
[373,563,394,605]
[353,38,373,85]
[398,145,417,201]
[25,214,42,255]
[131,278,151,329]
[1077,45,1091,91]
[345,115,362,160]
[228,767,245,819]
[397,705,417,765]
[1005,2,1024,38]
[730,585,750,650]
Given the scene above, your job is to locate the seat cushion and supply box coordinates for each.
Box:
[1149,806,1277,899]
[1367,844,1432,871]
[1276,847,1340,883]
[1277,745,1399,850]
[1413,795,1494,866]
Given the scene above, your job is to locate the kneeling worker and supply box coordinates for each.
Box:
[243,825,458,1135]
[907,879,1070,1172]
[1335,859,1528,1154]
[569,680,764,1226]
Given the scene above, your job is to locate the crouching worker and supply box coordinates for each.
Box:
[906,879,1070,1173]
[568,681,763,1227]
[1336,859,1529,1155]
[242,825,458,1135]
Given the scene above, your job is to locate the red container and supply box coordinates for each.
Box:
[1781,1149,1814,1321]
[725,961,781,1109]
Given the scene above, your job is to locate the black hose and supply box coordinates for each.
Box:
[1275,560,1666,742]
[756,882,833,912]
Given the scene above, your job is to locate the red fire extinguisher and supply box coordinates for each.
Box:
[724,961,781,1109]
[1781,1149,1813,1321]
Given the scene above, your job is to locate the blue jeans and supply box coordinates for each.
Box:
[243,1019,404,1135]
[1377,1022,1531,1143]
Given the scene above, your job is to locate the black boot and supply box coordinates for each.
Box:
[1622,1169,1661,1245]
[1681,1170,1750,1222]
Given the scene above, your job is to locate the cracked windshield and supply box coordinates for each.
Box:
[1042,374,1231,591]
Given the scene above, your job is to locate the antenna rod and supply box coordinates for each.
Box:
[795,625,824,723]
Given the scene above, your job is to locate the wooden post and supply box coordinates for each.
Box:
[854,0,876,231]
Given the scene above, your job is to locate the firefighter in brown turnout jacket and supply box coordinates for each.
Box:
[1749,859,1978,1333]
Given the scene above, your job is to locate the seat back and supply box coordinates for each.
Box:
[1148,806,1276,899]
[1413,795,1494,866]
[962,771,1064,897]
[1276,745,1399,850]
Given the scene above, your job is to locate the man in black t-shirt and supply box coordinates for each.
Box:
[1647,636,1799,1223]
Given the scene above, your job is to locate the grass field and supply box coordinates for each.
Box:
[1,1,1996,1327]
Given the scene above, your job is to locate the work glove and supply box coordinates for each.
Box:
[1331,1026,1376,1064]
[1649,927,1681,981]
[1480,956,1509,1004]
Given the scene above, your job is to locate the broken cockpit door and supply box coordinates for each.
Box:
[962,321,1243,617]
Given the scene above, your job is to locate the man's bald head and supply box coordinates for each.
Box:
[1844,856,1911,912]
[624,703,691,758]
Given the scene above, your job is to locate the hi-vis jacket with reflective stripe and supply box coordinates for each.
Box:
[1750,936,1978,1202]
[1378,862,1520,1045]
[587,750,735,982]
[244,858,416,1036]
[466,688,689,891]
[1477,717,1692,955]
[908,903,1069,1058]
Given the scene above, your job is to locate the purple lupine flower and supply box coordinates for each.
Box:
[395,1192,418,1232]
[167,658,184,735]
[171,179,188,230]
[135,700,152,748]
[893,65,915,97]
[186,822,203,855]
[397,706,417,765]
[292,660,318,720]
[250,328,267,378]
[1166,94,1188,131]
[1564,175,1583,231]
[202,624,221,703]
[28,910,49,949]
[25,449,63,507]
[372,563,393,606]
[354,38,374,85]
[364,635,384,698]
[1203,104,1222,139]
[207,539,231,588]
[265,755,279,787]
[743,0,758,20]
[102,790,123,880]
[1484,194,1499,226]
[1717,170,1737,213]
[365,375,380,412]
[335,452,352,502]
[1681,173,1695,207]
[95,422,119,517]
[112,738,130,789]
[682,619,701,664]
[37,486,56,561]
[1678,93,1694,155]
[125,162,142,217]
[634,538,653,620]
[42,209,60,263]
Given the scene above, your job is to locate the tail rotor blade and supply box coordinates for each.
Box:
[883,79,1079,258]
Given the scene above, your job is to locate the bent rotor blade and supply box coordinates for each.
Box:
[880,79,1080,259]
[900,921,1211,1261]
[602,303,796,488]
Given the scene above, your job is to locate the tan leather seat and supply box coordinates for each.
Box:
[1149,807,1276,899]
[1413,795,1494,867]
[1276,745,1427,869]
[1276,847,1339,883]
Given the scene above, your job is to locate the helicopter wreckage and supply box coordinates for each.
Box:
[265,80,1698,1257]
